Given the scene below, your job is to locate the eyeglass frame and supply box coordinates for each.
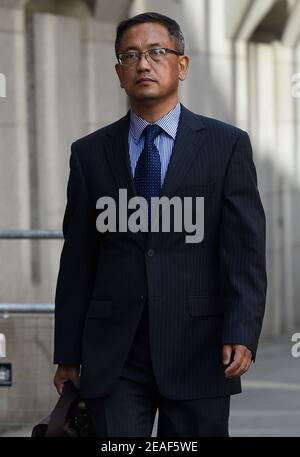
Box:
[116,47,184,66]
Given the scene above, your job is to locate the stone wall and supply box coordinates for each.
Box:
[0,314,56,434]
[1,0,300,431]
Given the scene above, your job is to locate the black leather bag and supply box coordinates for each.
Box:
[31,381,94,437]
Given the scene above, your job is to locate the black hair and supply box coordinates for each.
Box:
[115,12,185,57]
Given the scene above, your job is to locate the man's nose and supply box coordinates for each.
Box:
[136,53,151,70]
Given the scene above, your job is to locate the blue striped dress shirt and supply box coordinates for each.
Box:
[128,102,181,186]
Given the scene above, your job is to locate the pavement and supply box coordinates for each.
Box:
[1,334,299,437]
[229,333,300,436]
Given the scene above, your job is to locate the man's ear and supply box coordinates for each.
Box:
[115,63,124,88]
[178,55,189,81]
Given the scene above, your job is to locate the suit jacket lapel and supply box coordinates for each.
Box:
[104,111,147,247]
[160,103,206,199]
[104,110,136,200]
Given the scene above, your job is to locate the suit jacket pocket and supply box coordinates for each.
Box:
[86,299,113,319]
[187,296,222,317]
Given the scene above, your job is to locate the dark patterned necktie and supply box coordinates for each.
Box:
[134,124,162,229]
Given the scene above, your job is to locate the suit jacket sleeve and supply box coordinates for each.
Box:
[219,130,267,361]
[53,141,98,365]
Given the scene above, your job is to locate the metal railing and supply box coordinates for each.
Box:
[0,304,55,315]
[0,229,63,240]
[0,229,63,316]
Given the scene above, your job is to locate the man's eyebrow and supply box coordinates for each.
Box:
[121,43,163,52]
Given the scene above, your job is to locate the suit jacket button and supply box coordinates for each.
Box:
[147,249,155,257]
[140,295,144,300]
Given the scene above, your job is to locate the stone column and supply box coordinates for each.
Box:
[293,38,300,327]
[0,0,31,303]
[82,17,128,133]
[28,11,84,301]
[273,42,295,333]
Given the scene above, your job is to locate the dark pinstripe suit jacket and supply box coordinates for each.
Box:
[53,103,267,400]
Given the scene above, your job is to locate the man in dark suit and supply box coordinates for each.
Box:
[53,12,267,437]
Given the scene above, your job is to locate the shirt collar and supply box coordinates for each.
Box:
[129,102,181,144]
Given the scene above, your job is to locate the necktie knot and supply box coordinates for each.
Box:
[142,124,162,143]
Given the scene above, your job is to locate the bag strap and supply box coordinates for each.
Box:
[45,381,79,437]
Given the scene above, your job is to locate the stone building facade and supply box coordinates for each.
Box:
[0,0,299,432]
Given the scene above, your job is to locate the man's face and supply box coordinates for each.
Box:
[115,22,189,103]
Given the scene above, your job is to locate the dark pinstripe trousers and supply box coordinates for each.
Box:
[84,300,230,437]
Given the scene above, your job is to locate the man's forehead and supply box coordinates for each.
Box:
[121,23,173,49]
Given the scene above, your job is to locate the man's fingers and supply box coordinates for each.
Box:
[225,352,252,378]
[70,373,80,389]
[57,382,65,395]
[222,345,233,365]
[226,362,248,378]
[225,358,243,376]
[53,369,68,395]
[53,377,65,395]
[53,365,81,395]
[244,358,252,373]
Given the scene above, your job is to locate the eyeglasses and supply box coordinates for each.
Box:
[117,47,184,66]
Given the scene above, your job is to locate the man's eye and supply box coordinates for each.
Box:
[150,49,164,55]
[127,53,137,59]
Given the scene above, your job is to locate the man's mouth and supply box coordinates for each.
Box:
[136,78,156,84]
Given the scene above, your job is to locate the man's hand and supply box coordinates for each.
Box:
[53,364,80,395]
[223,344,252,378]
